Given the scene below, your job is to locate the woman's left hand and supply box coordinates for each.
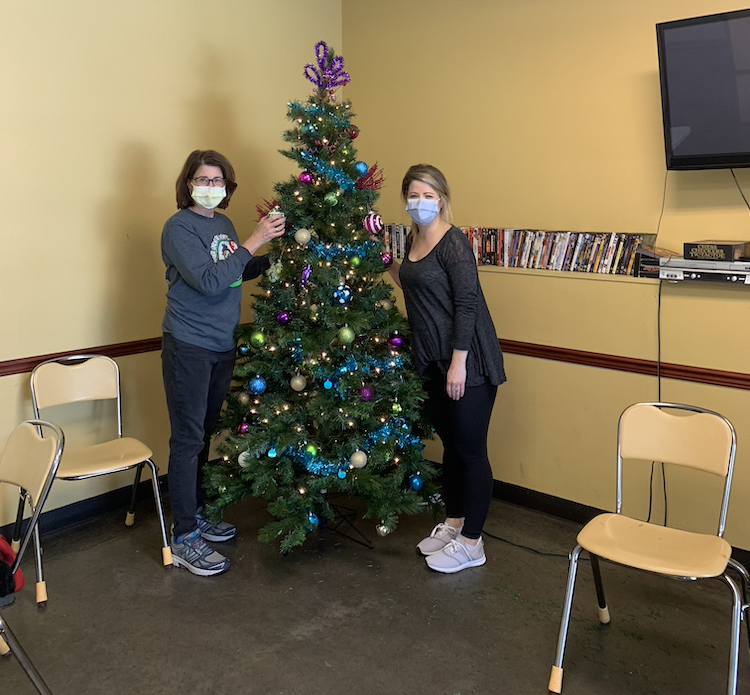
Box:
[446,361,467,401]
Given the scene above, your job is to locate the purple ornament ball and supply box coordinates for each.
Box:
[299,171,313,184]
[388,333,404,349]
[276,310,291,325]
[382,251,393,267]
[359,385,374,401]
[236,420,250,435]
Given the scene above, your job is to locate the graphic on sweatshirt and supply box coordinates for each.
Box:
[210,234,243,287]
[210,234,238,262]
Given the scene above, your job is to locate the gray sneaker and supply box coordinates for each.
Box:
[196,508,237,543]
[425,537,486,574]
[171,527,230,576]
[416,522,462,556]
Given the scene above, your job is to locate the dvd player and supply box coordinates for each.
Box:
[659,257,750,283]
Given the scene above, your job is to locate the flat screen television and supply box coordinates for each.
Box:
[657,8,750,170]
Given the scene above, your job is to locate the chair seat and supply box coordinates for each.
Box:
[57,438,152,479]
[577,513,732,578]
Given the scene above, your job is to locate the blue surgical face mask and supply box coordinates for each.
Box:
[406,197,440,226]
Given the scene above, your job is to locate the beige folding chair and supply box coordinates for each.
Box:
[1,420,64,694]
[13,355,171,603]
[549,402,750,695]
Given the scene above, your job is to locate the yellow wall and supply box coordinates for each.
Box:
[5,0,750,550]
[343,0,750,548]
[0,1,342,526]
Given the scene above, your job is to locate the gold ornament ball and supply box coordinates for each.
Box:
[294,228,311,245]
[379,299,393,311]
[376,524,391,537]
[349,450,368,469]
[290,375,307,392]
[238,451,253,468]
[237,392,251,406]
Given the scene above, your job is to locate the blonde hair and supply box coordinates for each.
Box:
[400,164,452,224]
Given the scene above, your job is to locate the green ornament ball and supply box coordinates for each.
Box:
[324,191,339,206]
[250,330,265,348]
[305,443,318,456]
[350,256,361,267]
[392,402,403,414]
[338,326,355,344]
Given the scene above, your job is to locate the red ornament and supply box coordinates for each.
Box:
[355,162,385,191]
[382,251,393,267]
[349,126,359,139]
[364,212,383,234]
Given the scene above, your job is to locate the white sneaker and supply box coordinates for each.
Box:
[416,522,462,556]
[425,536,486,574]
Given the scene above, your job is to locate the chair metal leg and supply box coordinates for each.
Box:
[720,573,743,695]
[727,558,750,665]
[549,544,583,693]
[0,614,54,694]
[145,460,172,566]
[33,524,47,607]
[10,489,27,554]
[589,554,610,624]
[125,463,144,527]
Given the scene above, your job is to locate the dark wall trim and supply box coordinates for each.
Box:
[499,338,750,390]
[2,336,749,391]
[0,337,162,378]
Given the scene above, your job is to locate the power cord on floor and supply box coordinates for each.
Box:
[483,528,575,559]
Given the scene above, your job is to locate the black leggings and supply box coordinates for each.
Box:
[422,364,497,539]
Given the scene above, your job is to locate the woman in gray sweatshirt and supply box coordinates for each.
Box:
[161,149,285,576]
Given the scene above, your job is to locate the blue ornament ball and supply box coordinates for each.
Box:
[337,469,347,479]
[237,343,251,356]
[306,512,319,530]
[333,283,353,305]
[248,376,267,395]
[324,379,333,390]
[354,160,369,176]
[408,474,424,491]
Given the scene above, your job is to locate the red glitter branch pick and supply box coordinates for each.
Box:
[256,198,280,220]
[355,163,385,190]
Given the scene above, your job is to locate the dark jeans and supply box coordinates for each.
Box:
[422,364,497,539]
[161,332,235,538]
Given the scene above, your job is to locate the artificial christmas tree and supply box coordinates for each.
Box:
[204,41,437,552]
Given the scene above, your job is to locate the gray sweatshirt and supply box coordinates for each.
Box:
[161,208,269,352]
[400,226,506,387]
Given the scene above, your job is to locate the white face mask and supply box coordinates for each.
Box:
[191,186,226,210]
[406,197,440,226]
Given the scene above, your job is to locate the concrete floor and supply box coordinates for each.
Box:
[2,496,748,695]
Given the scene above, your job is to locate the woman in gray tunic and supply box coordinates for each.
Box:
[387,164,506,574]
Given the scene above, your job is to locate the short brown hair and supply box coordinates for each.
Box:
[400,164,452,224]
[175,149,238,209]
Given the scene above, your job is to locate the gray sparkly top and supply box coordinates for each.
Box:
[399,226,506,387]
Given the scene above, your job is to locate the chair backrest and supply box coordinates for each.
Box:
[0,421,64,574]
[30,355,122,435]
[616,402,736,535]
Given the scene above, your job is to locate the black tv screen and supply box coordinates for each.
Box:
[657,8,750,170]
